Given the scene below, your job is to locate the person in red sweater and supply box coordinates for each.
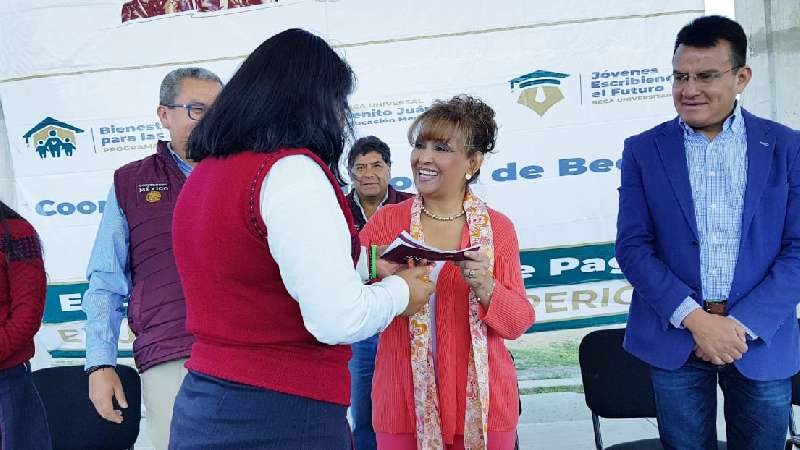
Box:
[360,95,536,450]
[0,201,51,450]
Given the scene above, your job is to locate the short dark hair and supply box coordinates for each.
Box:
[347,136,391,170]
[407,95,497,184]
[187,28,355,183]
[674,15,747,68]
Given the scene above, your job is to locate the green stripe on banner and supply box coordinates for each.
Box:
[43,282,88,324]
[43,282,128,324]
[526,313,629,333]
[521,242,624,289]
[43,241,626,324]
[49,350,134,359]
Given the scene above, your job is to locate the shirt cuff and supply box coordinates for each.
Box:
[728,315,759,340]
[83,345,119,370]
[670,297,701,329]
[356,246,369,282]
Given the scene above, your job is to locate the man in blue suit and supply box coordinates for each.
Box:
[616,15,800,450]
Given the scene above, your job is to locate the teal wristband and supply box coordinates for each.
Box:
[370,245,378,279]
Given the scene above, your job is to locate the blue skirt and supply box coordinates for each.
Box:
[169,371,352,450]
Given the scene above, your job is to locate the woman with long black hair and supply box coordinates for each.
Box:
[0,201,51,449]
[168,28,434,449]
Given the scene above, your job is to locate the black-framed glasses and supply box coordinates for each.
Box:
[672,65,743,86]
[161,102,207,120]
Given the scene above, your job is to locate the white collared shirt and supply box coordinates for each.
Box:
[260,154,409,345]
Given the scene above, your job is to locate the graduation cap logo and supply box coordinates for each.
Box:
[509,70,570,117]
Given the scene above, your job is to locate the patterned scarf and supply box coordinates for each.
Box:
[408,190,493,449]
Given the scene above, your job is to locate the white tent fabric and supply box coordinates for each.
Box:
[0,0,704,366]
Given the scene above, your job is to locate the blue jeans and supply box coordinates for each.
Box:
[650,356,791,450]
[0,362,52,450]
[349,334,378,450]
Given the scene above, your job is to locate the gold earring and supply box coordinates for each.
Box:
[465,172,472,181]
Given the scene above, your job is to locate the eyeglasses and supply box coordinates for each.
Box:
[161,102,207,120]
[672,65,743,86]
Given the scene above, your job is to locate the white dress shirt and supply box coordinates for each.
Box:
[260,154,409,345]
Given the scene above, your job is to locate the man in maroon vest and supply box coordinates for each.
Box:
[82,67,223,450]
[345,136,413,450]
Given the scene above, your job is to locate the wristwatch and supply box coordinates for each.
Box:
[85,364,114,376]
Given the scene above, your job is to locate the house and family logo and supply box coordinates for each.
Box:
[23,116,167,159]
[22,117,84,159]
[509,70,570,117]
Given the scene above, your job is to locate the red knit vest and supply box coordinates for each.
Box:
[172,148,359,406]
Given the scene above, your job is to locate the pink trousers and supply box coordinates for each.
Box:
[376,432,517,450]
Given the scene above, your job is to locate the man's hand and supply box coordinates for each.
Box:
[88,367,128,423]
[683,309,748,365]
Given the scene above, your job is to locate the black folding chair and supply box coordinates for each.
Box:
[579,328,726,449]
[32,364,141,450]
[787,372,800,449]
[784,319,800,449]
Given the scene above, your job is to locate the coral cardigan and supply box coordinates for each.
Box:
[360,199,535,443]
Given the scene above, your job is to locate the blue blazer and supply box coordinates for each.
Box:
[616,109,800,381]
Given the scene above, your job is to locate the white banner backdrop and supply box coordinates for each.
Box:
[0,0,704,365]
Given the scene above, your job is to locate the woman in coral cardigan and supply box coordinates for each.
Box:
[0,201,51,449]
[361,95,535,450]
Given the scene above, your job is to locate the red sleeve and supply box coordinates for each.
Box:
[359,202,407,247]
[479,211,535,339]
[0,221,46,361]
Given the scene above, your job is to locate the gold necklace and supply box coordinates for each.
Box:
[421,205,466,221]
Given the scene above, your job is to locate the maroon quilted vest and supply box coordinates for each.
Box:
[114,140,193,372]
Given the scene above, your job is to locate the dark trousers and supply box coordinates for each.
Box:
[0,362,52,450]
[650,356,791,450]
[349,334,378,450]
[169,371,352,450]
